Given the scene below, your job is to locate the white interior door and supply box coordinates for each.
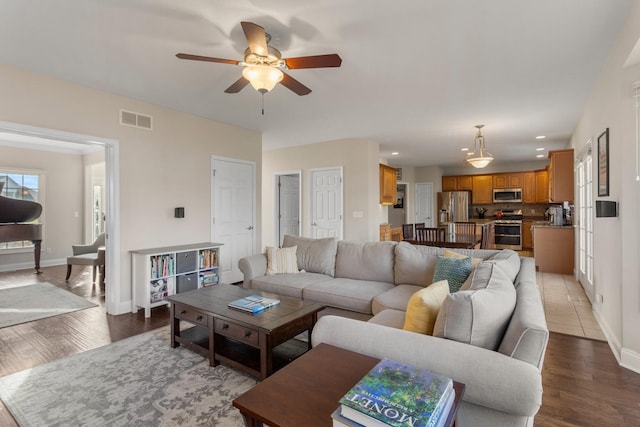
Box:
[310,167,343,239]
[577,152,594,300]
[212,157,255,284]
[415,182,434,227]
[276,173,300,246]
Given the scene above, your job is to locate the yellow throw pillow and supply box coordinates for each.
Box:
[444,249,482,267]
[402,280,450,335]
[265,246,299,275]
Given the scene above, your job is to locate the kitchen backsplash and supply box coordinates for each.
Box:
[472,203,549,219]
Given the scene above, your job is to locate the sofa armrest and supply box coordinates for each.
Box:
[238,254,267,288]
[311,315,542,418]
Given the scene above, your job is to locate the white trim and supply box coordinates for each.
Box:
[0,121,122,315]
[621,348,640,375]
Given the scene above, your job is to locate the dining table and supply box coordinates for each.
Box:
[405,232,481,249]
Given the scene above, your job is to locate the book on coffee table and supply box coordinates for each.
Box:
[339,358,454,427]
[228,295,280,314]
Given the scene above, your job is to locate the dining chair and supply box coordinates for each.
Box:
[454,222,477,236]
[402,224,414,240]
[415,227,445,245]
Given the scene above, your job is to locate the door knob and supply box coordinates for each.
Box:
[312,222,318,226]
[246,226,254,230]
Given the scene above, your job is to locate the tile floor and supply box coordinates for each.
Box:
[537,271,606,341]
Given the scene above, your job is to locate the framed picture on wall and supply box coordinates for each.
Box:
[598,128,609,196]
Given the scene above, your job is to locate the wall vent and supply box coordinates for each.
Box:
[119,109,153,130]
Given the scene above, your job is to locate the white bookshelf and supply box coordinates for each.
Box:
[131,242,222,318]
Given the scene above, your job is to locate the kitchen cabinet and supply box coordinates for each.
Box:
[522,172,536,204]
[548,149,574,202]
[379,224,391,241]
[493,173,523,189]
[522,220,533,249]
[535,169,549,203]
[442,175,472,191]
[379,164,397,205]
[533,226,574,274]
[472,175,493,204]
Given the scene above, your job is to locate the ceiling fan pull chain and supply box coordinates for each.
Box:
[261,92,265,116]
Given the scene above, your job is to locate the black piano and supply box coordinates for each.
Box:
[0,187,43,273]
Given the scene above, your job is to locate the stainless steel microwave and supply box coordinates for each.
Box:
[493,188,522,203]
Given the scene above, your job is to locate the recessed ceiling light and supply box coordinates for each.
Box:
[536,135,546,139]
[536,147,545,151]
[391,152,399,155]
[461,148,469,152]
[536,154,544,158]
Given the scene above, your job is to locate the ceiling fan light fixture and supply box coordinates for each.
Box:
[242,65,283,93]
[466,124,494,168]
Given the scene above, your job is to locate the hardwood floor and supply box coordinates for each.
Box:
[1,265,639,426]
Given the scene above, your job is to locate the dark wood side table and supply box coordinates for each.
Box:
[233,343,465,427]
[166,284,325,380]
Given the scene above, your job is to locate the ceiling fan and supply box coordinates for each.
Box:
[176,21,342,96]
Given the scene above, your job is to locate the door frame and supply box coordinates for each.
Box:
[309,166,344,239]
[0,120,121,315]
[274,170,301,247]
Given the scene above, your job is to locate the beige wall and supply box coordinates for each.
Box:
[570,0,640,373]
[0,146,84,269]
[0,64,262,314]
[262,139,380,247]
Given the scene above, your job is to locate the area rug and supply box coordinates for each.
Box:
[0,326,257,426]
[0,283,98,328]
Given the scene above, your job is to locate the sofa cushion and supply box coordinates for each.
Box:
[282,235,338,276]
[334,241,396,283]
[265,246,299,275]
[303,278,395,314]
[402,280,449,335]
[433,262,516,350]
[432,256,473,293]
[393,242,442,286]
[372,284,425,314]
[444,249,483,267]
[368,309,406,329]
[485,249,521,283]
[250,272,332,299]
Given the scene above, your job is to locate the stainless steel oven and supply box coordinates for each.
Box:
[494,220,522,250]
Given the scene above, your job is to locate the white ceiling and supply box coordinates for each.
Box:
[0,0,634,167]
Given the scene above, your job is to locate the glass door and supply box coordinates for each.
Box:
[577,150,594,300]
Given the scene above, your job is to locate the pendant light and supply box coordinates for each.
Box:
[466,125,494,168]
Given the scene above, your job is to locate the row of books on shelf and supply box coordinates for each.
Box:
[199,249,218,270]
[199,272,218,287]
[332,358,455,427]
[149,277,175,303]
[150,254,174,279]
[227,295,280,314]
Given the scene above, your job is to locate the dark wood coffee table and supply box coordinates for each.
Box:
[233,342,465,427]
[166,284,325,380]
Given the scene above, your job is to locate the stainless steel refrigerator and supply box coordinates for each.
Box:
[437,191,471,225]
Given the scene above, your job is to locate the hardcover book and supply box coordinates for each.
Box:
[339,358,454,427]
[227,295,280,314]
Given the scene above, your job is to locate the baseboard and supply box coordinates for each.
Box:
[0,258,65,273]
[593,307,622,364]
[111,300,134,316]
[621,348,640,374]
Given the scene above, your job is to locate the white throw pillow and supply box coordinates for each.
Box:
[265,246,299,275]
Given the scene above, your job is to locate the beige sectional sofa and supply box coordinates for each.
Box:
[238,235,548,427]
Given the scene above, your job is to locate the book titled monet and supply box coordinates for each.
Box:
[339,358,454,427]
[227,295,280,314]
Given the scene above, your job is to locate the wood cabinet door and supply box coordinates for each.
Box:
[379,164,397,205]
[535,170,549,203]
[493,174,507,189]
[549,150,574,202]
[457,175,473,190]
[508,173,523,188]
[522,220,533,249]
[522,172,535,204]
[472,175,493,204]
[442,176,458,191]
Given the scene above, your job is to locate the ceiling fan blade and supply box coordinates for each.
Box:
[241,21,269,57]
[284,54,342,69]
[224,77,250,93]
[280,72,312,96]
[176,53,239,65]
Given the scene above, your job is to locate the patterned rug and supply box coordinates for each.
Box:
[0,283,97,328]
[0,327,257,426]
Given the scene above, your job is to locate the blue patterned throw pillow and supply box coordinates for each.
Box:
[432,256,473,293]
